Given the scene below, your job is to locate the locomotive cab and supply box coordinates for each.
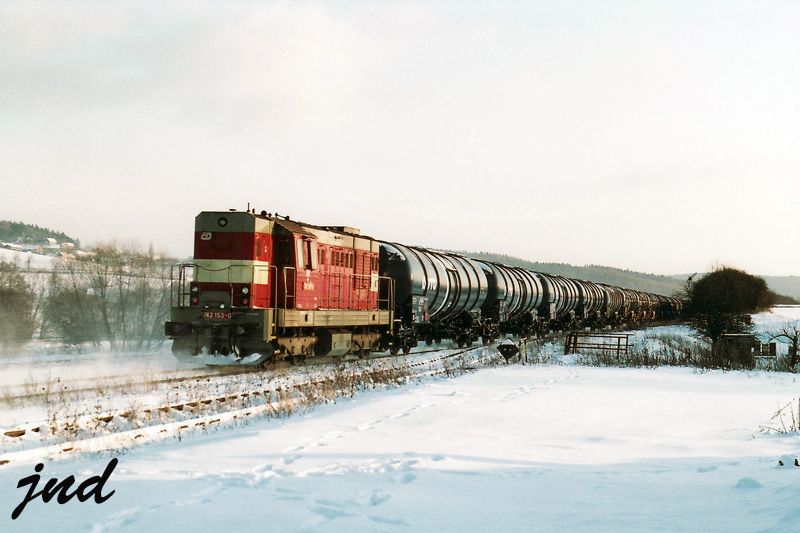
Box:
[166,210,393,365]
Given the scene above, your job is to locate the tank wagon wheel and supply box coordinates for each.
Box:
[434,337,442,344]
[390,346,400,356]
[402,345,412,355]
[425,337,433,346]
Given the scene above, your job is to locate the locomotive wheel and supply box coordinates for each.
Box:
[425,337,433,346]
[402,345,412,355]
[390,346,400,356]
[457,339,465,348]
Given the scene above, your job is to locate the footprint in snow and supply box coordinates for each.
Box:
[315,498,346,508]
[283,445,305,453]
[311,505,353,521]
[369,490,391,506]
[369,515,410,526]
[696,466,717,473]
[90,506,148,532]
[275,487,306,501]
[395,472,417,484]
[735,478,763,489]
[389,459,418,471]
[358,420,381,431]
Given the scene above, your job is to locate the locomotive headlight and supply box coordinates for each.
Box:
[241,286,250,295]
[190,285,200,294]
[218,217,228,227]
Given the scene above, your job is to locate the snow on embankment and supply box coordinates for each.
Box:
[0,248,55,270]
[751,307,800,355]
[2,365,800,531]
[752,306,800,329]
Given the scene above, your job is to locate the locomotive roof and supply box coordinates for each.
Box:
[205,209,379,241]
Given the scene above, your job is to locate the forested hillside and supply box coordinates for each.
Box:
[0,220,77,244]
[762,276,800,301]
[453,251,800,300]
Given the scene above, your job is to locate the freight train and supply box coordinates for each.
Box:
[165,210,683,365]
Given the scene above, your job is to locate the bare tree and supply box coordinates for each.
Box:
[45,259,102,347]
[0,262,34,351]
[26,271,49,340]
[44,242,173,350]
[770,322,800,370]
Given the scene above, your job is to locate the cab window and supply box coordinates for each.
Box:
[302,239,318,270]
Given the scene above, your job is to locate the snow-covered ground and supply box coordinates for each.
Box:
[2,363,800,530]
[752,306,800,331]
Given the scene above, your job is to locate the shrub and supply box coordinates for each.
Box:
[0,262,35,350]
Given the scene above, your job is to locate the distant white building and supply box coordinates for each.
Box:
[1,238,80,264]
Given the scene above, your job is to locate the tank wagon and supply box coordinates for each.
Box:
[165,210,683,365]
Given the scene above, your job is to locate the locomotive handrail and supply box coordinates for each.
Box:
[270,264,278,309]
[170,263,195,308]
[225,264,234,306]
[283,266,296,311]
[173,262,273,308]
[377,275,394,312]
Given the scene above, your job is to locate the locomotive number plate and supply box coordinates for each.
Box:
[202,310,231,321]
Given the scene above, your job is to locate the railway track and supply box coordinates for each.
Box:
[0,342,480,407]
[0,366,263,406]
[1,322,664,406]
[0,343,507,465]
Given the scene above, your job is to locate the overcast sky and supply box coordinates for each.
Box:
[1,1,798,275]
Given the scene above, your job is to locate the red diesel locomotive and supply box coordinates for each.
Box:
[166,210,394,365]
